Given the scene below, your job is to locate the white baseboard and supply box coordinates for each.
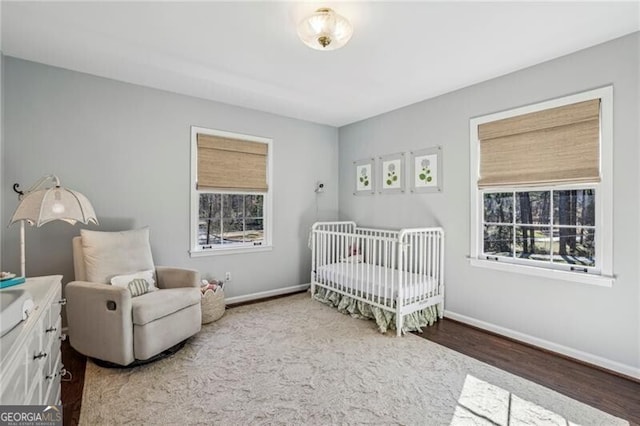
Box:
[225,283,310,305]
[444,310,640,380]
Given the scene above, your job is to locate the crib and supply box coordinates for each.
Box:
[310,221,444,336]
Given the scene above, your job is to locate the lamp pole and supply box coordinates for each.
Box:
[19,220,26,278]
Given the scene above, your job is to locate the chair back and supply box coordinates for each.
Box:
[72,236,88,281]
[74,228,155,283]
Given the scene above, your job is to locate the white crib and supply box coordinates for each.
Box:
[310,221,445,336]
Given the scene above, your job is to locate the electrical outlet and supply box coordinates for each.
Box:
[225,272,231,282]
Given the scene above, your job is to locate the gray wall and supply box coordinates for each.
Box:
[2,58,339,299]
[0,52,4,273]
[339,33,639,372]
[0,8,2,272]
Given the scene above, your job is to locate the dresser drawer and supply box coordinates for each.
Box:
[1,354,27,404]
[45,345,62,380]
[0,319,40,403]
[41,295,62,336]
[25,330,46,377]
[43,347,62,406]
[27,379,41,406]
[0,276,63,406]
[44,317,62,352]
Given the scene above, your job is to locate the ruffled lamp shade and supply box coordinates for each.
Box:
[9,175,98,277]
[10,186,98,227]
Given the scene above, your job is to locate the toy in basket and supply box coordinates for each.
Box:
[200,279,225,324]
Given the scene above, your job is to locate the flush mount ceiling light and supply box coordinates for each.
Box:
[297,7,353,51]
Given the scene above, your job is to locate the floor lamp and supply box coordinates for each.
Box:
[9,175,99,277]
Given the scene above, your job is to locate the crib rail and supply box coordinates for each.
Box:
[310,222,445,336]
[311,221,357,234]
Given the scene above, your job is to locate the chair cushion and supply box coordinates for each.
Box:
[131,288,201,326]
[81,228,155,284]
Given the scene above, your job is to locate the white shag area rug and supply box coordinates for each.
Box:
[80,293,627,425]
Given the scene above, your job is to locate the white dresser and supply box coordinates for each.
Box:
[0,275,65,405]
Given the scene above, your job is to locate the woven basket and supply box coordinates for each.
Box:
[201,289,225,324]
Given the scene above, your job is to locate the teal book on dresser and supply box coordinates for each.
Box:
[0,276,26,289]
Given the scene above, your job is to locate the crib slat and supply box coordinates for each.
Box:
[364,235,369,302]
[432,232,436,297]
[418,234,422,303]
[390,240,396,306]
[374,236,378,304]
[420,232,424,298]
[428,232,433,298]
[435,232,440,294]
[407,234,412,305]
[322,230,326,287]
[340,230,344,292]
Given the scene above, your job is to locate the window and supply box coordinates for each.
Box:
[198,194,264,248]
[190,127,272,256]
[469,87,613,286]
[483,188,595,270]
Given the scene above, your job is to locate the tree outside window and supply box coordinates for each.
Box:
[199,194,264,248]
[483,189,595,267]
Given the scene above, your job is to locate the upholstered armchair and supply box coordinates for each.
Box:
[66,228,201,366]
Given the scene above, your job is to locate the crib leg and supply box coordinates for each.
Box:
[396,314,403,337]
[438,303,444,319]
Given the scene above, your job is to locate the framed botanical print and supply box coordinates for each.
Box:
[354,158,375,195]
[379,152,405,194]
[410,146,442,193]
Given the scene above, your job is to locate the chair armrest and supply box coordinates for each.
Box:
[156,266,201,289]
[65,281,135,366]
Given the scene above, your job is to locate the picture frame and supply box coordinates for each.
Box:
[379,152,405,194]
[353,158,375,196]
[410,146,443,193]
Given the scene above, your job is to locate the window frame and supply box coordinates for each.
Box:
[469,86,614,287]
[190,126,273,257]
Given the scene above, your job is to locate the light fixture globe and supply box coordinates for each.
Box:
[297,8,353,51]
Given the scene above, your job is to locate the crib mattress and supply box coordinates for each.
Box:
[315,263,437,300]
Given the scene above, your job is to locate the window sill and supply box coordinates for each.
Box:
[190,245,273,257]
[467,257,615,287]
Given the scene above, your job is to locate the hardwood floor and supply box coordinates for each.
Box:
[413,319,640,425]
[62,299,640,425]
[61,340,86,426]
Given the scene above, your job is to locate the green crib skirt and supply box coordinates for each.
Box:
[312,286,440,334]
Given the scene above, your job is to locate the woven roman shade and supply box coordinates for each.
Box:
[477,99,601,188]
[197,134,268,192]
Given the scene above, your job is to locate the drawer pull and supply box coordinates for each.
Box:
[33,352,47,360]
[60,368,72,382]
[46,326,57,333]
[57,298,67,306]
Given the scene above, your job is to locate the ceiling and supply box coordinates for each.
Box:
[2,1,639,127]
